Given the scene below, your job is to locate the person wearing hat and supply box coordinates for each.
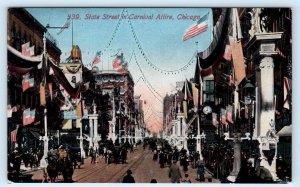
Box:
[169,160,182,183]
[122,169,135,183]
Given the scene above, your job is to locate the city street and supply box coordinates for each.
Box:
[28,145,218,183]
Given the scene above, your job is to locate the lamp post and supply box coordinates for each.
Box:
[39,34,48,168]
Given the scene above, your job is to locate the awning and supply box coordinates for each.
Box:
[277,125,292,137]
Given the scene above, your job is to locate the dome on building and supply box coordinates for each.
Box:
[70,45,82,63]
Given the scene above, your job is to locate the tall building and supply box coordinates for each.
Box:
[93,68,135,142]
[7,8,62,152]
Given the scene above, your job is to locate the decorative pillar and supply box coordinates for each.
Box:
[89,118,93,148]
[196,116,203,160]
[227,133,242,182]
[246,32,282,181]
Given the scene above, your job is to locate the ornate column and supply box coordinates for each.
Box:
[246,31,282,181]
[89,118,93,148]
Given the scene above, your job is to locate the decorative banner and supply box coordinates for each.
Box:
[62,119,72,129]
[229,36,246,86]
[76,101,82,118]
[63,110,77,119]
[40,83,46,106]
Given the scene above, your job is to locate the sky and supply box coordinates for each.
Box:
[27,8,213,133]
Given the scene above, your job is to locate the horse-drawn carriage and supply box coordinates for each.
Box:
[68,147,83,169]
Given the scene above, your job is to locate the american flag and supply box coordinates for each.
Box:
[212,112,219,128]
[182,12,209,41]
[226,105,233,123]
[11,129,17,142]
[221,108,227,125]
[93,51,101,65]
[23,108,31,126]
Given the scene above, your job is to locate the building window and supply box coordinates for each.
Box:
[204,80,214,103]
[205,80,214,92]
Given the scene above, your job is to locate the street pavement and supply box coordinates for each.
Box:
[28,145,219,183]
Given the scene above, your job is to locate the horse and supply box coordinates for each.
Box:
[47,159,58,183]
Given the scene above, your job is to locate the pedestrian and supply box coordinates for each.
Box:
[169,160,182,183]
[236,159,256,183]
[196,161,205,181]
[122,170,135,183]
[159,151,165,168]
[153,149,158,160]
[150,178,157,183]
[181,173,192,183]
[90,148,96,164]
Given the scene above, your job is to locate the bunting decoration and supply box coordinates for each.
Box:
[21,42,30,56]
[283,76,291,110]
[126,8,196,74]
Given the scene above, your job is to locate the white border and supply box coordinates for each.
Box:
[1,1,299,187]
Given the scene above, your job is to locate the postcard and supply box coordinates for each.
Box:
[7,7,292,183]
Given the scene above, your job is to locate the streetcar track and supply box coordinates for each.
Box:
[106,148,149,182]
[76,147,147,183]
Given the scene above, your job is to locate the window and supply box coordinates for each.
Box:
[205,80,214,92]
[204,80,214,103]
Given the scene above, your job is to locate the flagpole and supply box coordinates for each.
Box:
[72,18,74,47]
[40,33,48,168]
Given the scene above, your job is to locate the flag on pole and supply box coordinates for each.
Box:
[182,12,209,41]
[112,53,123,69]
[11,129,18,142]
[212,112,219,128]
[22,73,31,92]
[226,105,233,123]
[221,108,227,125]
[93,51,101,65]
[57,19,71,35]
[23,108,31,126]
